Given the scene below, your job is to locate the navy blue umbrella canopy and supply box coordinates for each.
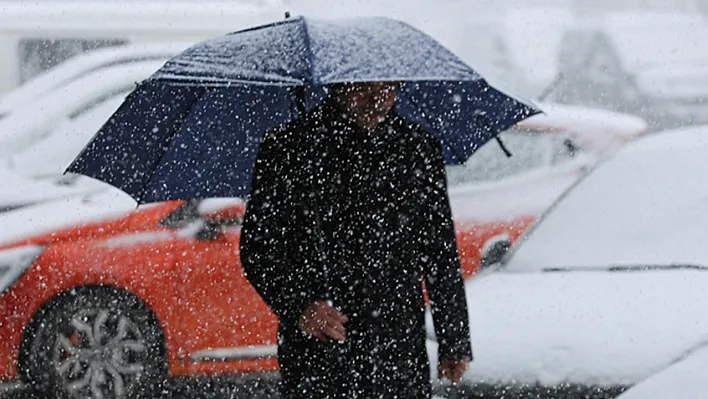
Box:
[68,15,540,204]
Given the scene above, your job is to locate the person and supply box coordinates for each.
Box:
[240,81,473,399]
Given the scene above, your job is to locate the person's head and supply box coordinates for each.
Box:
[330,81,400,132]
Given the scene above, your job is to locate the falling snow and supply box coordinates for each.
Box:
[0,1,707,398]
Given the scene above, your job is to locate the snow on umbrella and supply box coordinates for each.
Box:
[66,15,540,204]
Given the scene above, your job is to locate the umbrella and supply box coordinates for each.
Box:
[67,15,540,204]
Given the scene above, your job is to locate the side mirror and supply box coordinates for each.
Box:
[194,201,245,241]
[479,237,511,269]
[194,215,243,241]
[194,219,223,241]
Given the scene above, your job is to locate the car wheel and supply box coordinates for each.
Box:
[23,286,168,399]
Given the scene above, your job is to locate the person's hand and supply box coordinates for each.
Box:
[438,359,468,383]
[298,300,348,342]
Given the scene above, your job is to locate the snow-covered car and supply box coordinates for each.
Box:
[0,0,286,93]
[553,11,708,130]
[617,345,708,399]
[0,42,192,119]
[0,58,166,160]
[448,102,646,275]
[0,193,280,398]
[0,49,180,210]
[431,125,708,397]
[0,168,105,213]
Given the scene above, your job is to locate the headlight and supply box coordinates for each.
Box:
[0,245,45,293]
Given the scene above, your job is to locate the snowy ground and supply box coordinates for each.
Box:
[2,376,280,399]
[3,375,480,399]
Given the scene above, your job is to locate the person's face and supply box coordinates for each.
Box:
[332,81,400,132]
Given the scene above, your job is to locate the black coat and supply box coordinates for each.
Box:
[240,100,473,399]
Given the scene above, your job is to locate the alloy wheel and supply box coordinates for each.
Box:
[52,309,147,399]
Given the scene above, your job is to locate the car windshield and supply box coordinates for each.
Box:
[445,127,580,186]
[504,130,708,272]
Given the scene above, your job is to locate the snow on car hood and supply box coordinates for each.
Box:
[0,190,135,247]
[617,343,708,399]
[427,270,708,387]
[0,167,105,211]
[635,67,708,99]
[0,60,164,157]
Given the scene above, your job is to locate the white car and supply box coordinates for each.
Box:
[0,59,166,169]
[0,42,193,118]
[0,45,185,211]
[0,59,168,211]
[617,345,708,399]
[430,125,708,397]
[0,167,108,213]
[0,57,168,159]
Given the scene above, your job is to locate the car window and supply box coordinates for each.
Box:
[445,127,582,187]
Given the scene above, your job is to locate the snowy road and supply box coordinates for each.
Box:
[2,375,280,399]
[2,377,627,399]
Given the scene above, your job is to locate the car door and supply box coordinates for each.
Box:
[171,199,278,374]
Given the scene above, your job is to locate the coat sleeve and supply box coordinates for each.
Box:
[240,133,327,328]
[420,140,474,362]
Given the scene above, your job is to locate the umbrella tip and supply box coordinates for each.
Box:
[285,11,291,19]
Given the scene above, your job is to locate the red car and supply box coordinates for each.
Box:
[0,104,646,398]
[0,195,277,398]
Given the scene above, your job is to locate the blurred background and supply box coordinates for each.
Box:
[2,0,707,128]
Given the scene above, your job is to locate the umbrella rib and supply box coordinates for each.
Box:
[135,85,210,204]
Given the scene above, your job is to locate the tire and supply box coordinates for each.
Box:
[22,286,168,399]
